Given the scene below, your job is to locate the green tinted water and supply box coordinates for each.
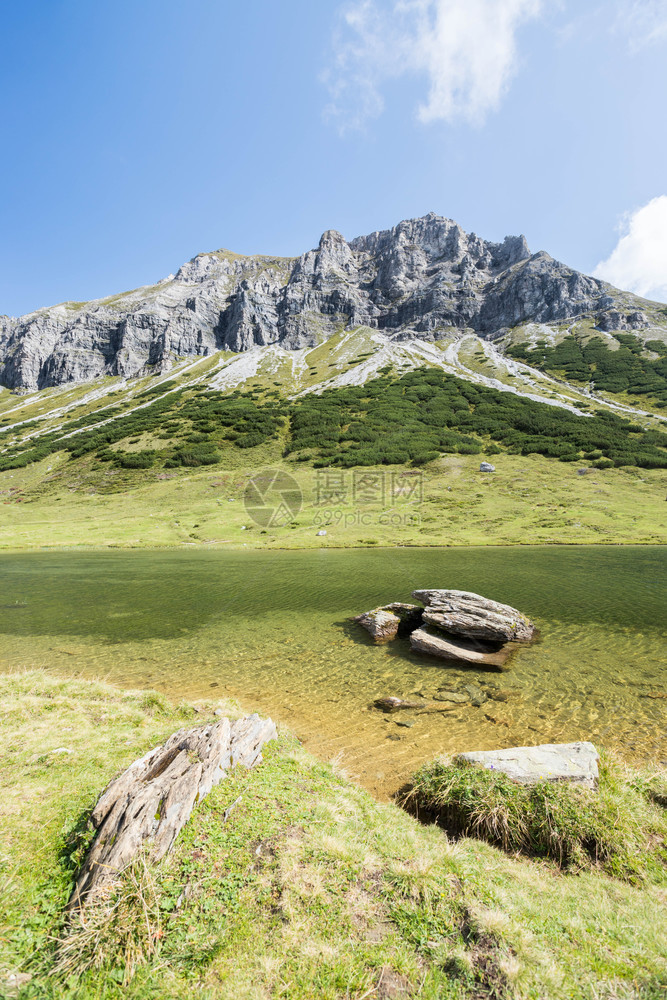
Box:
[1,546,665,797]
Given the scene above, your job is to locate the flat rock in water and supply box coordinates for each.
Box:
[456,741,600,790]
[355,608,400,642]
[433,690,469,703]
[354,608,401,642]
[413,589,535,642]
[410,626,511,669]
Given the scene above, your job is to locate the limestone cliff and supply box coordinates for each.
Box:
[0,213,662,390]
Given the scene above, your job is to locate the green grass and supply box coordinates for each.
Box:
[1,671,666,999]
[405,755,667,882]
[0,448,665,550]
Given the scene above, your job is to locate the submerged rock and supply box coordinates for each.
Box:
[463,684,488,706]
[410,627,512,669]
[433,689,470,703]
[374,696,425,712]
[373,695,456,714]
[413,589,535,642]
[456,741,600,790]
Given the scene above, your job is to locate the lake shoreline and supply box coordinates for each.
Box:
[1,538,666,554]
[2,668,665,999]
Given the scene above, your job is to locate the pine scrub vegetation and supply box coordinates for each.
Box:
[1,368,666,475]
[286,369,667,470]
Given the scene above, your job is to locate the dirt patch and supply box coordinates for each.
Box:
[376,966,412,998]
[348,885,393,944]
[462,913,509,1000]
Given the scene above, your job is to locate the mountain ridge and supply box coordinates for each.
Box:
[2,213,666,393]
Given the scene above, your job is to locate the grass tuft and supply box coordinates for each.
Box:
[53,854,161,985]
[405,752,667,881]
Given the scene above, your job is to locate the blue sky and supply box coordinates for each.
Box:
[1,0,666,316]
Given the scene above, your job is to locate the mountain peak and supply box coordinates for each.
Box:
[318,229,347,249]
[0,215,663,391]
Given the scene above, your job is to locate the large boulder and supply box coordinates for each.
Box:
[413,589,535,642]
[354,602,422,642]
[409,626,512,668]
[455,742,600,790]
[354,590,534,670]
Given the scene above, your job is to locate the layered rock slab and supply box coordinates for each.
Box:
[409,626,512,669]
[456,742,600,790]
[413,589,536,643]
[69,712,277,908]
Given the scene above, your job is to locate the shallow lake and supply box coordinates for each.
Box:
[1,546,665,797]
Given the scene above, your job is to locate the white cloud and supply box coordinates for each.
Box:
[614,0,667,49]
[323,0,544,131]
[594,196,667,304]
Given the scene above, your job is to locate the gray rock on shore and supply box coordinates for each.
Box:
[456,742,600,790]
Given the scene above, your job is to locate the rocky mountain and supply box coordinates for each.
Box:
[1,213,665,391]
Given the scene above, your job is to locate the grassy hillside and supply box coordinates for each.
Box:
[1,445,666,550]
[3,368,667,475]
[1,364,666,549]
[1,671,665,999]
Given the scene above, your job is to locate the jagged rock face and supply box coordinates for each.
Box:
[0,213,650,390]
[478,252,606,332]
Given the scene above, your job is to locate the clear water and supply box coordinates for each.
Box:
[1,546,665,798]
